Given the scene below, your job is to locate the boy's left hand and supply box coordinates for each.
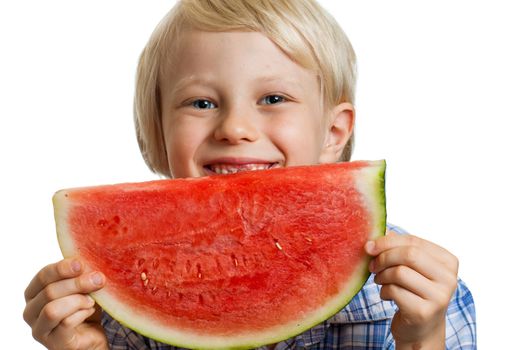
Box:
[365,230,459,349]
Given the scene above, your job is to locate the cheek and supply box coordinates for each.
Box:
[163,118,206,174]
[268,114,326,164]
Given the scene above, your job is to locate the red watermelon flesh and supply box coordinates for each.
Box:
[53,160,386,349]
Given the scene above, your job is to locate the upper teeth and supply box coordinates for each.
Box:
[208,163,273,174]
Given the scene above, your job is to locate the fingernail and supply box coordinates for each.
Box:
[91,272,103,286]
[365,241,375,253]
[71,260,81,272]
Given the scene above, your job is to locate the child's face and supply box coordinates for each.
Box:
[160,30,353,178]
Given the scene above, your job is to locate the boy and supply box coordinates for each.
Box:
[23,0,476,349]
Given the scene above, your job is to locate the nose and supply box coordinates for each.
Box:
[213,106,259,144]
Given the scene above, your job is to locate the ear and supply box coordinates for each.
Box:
[318,102,355,163]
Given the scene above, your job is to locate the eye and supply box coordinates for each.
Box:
[260,95,286,105]
[191,99,216,109]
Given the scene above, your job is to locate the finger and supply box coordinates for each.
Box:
[51,308,107,350]
[366,231,445,257]
[59,307,97,329]
[380,283,426,314]
[31,294,95,343]
[25,257,84,302]
[365,231,458,272]
[46,308,97,350]
[381,284,448,327]
[24,272,105,326]
[370,244,454,283]
[374,265,440,300]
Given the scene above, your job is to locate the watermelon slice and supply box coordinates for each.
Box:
[53,160,386,349]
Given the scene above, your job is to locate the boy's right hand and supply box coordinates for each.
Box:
[23,257,109,350]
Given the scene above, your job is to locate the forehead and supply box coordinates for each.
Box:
[160,30,319,94]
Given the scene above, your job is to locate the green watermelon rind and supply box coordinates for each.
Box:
[53,160,386,350]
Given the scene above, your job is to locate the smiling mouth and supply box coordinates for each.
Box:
[204,163,279,175]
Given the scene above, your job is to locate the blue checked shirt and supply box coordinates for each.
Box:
[101,224,476,349]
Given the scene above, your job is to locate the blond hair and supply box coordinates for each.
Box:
[134,0,357,177]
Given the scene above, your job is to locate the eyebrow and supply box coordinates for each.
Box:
[252,76,306,92]
[167,75,305,97]
[166,75,213,97]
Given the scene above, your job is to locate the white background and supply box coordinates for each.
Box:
[1,1,523,348]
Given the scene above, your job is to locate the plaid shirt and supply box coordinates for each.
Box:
[101,225,476,349]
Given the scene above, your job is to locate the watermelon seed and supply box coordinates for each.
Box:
[97,219,108,227]
[231,254,238,267]
[275,241,283,251]
[151,286,158,295]
[304,237,312,243]
[141,272,147,281]
[143,279,149,287]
